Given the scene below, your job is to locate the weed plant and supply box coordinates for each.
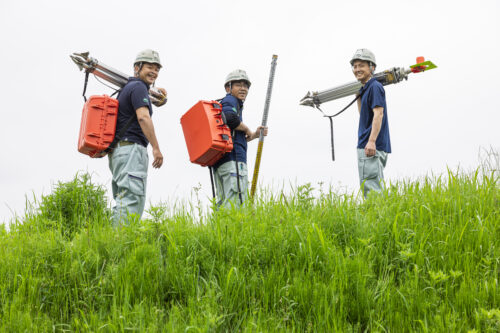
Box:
[19,173,109,239]
[0,166,498,332]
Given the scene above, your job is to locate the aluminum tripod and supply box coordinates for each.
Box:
[300,58,437,108]
[300,57,437,162]
[70,52,166,105]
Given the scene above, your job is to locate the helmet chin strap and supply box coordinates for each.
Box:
[134,62,143,77]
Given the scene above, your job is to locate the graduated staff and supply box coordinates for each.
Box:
[213,69,268,208]
[351,49,391,197]
[108,49,166,225]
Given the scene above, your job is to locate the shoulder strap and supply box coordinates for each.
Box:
[104,114,136,153]
[235,100,242,117]
[104,90,134,153]
[217,96,242,116]
[230,100,242,138]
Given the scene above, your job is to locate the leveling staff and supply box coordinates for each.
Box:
[351,49,391,197]
[108,49,166,225]
[213,69,268,208]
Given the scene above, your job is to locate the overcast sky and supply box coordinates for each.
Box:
[1,0,499,224]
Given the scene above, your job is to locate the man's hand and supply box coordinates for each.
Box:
[156,87,167,96]
[246,126,268,142]
[150,87,167,107]
[152,147,163,168]
[136,106,163,168]
[364,141,376,157]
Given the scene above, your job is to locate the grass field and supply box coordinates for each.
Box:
[0,164,498,332]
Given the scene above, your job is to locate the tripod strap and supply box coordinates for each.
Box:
[323,92,363,161]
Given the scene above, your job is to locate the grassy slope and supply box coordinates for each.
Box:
[0,169,498,332]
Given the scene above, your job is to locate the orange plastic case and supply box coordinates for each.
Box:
[180,100,233,166]
[78,95,119,157]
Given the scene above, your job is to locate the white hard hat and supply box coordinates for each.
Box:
[134,49,162,68]
[350,49,376,67]
[224,69,251,87]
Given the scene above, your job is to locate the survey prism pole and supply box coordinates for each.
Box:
[250,55,278,198]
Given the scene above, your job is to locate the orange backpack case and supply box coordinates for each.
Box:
[180,100,233,166]
[78,95,119,158]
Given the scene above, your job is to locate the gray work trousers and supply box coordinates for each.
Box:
[214,161,248,209]
[108,143,148,225]
[357,148,388,197]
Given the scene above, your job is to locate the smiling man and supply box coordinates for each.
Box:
[213,69,267,208]
[108,49,166,225]
[351,49,391,197]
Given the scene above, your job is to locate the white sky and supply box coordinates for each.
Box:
[1,0,499,224]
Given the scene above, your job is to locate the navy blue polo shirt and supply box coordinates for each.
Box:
[214,94,247,168]
[358,77,391,153]
[116,77,152,147]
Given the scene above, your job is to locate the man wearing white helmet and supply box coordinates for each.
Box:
[351,49,391,197]
[108,49,167,225]
[213,69,268,208]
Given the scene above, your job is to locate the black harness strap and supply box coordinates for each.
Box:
[104,112,135,153]
[103,89,138,154]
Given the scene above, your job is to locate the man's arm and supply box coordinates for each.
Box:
[136,106,163,168]
[364,106,384,157]
[223,109,268,142]
[356,94,362,114]
[234,122,268,142]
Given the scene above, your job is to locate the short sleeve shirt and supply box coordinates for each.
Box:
[116,77,152,147]
[358,77,391,153]
[213,94,247,168]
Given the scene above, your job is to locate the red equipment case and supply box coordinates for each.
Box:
[78,95,119,157]
[180,100,233,166]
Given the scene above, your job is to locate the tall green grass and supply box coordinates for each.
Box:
[0,166,498,332]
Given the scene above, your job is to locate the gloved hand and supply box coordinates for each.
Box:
[149,87,168,107]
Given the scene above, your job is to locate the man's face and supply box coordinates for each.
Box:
[136,62,160,85]
[352,60,373,84]
[226,80,249,100]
